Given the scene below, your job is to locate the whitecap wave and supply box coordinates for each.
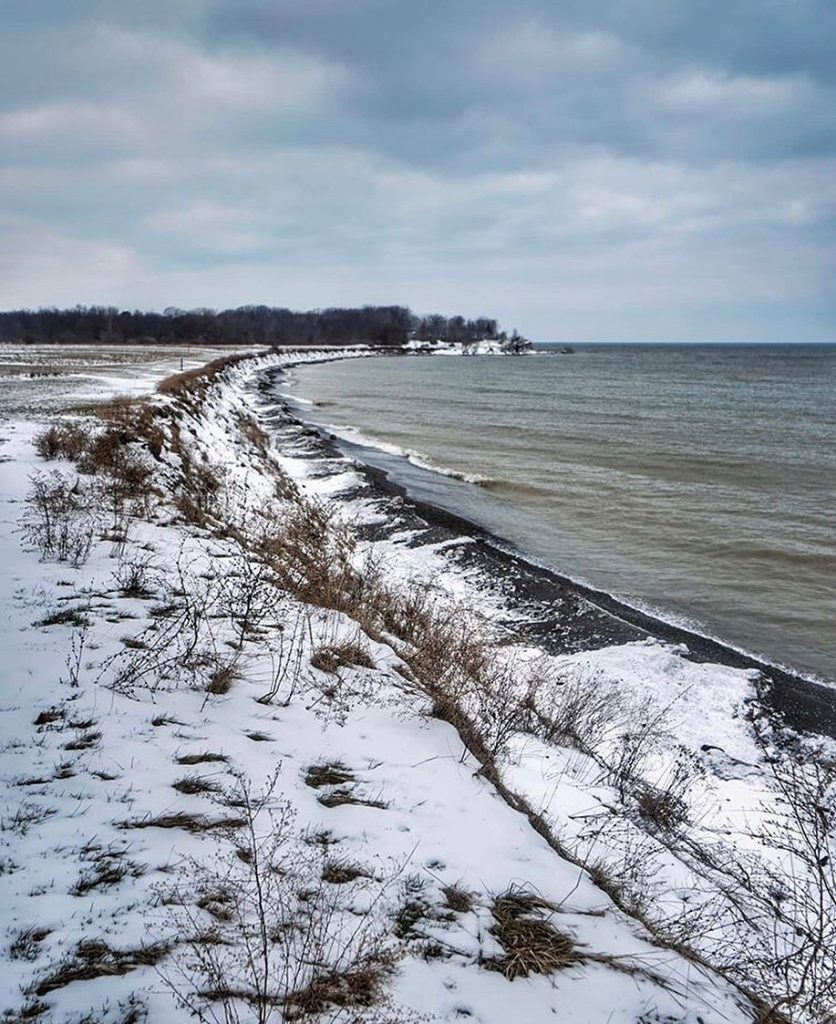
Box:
[323,422,492,485]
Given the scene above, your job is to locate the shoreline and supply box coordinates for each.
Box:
[259,357,836,741]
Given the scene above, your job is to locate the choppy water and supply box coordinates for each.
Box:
[287,344,836,683]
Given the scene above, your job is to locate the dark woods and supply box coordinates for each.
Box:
[0,305,509,348]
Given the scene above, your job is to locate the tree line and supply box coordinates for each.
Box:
[0,305,510,348]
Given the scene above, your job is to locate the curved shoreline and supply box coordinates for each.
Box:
[260,357,836,741]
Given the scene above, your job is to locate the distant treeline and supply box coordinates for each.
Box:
[0,305,509,348]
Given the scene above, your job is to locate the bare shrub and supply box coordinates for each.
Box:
[633,749,697,833]
[260,495,359,613]
[21,469,101,565]
[34,421,89,461]
[712,753,836,1023]
[159,773,401,1024]
[112,555,157,598]
[217,547,277,650]
[523,666,623,753]
[256,608,309,707]
[100,558,224,695]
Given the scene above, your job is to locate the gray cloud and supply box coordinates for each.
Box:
[0,0,833,339]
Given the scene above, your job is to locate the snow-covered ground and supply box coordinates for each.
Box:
[0,346,832,1024]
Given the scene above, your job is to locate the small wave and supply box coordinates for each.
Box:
[323,423,493,485]
[480,477,553,498]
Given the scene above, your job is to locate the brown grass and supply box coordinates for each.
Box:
[34,422,89,461]
[310,642,375,675]
[31,938,171,996]
[485,888,577,980]
[316,788,387,810]
[284,959,392,1019]
[176,751,229,766]
[321,860,371,885]
[33,708,65,727]
[304,763,355,789]
[118,811,245,833]
[205,661,238,695]
[172,775,222,796]
[157,354,250,401]
[443,883,476,914]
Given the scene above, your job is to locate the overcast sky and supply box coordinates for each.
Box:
[1,1,834,340]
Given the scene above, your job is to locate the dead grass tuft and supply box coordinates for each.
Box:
[310,642,375,675]
[64,729,102,751]
[196,888,236,922]
[321,860,372,885]
[34,606,90,628]
[443,883,476,914]
[205,661,238,695]
[9,927,51,962]
[176,751,229,766]
[172,775,222,797]
[118,811,245,833]
[33,708,65,727]
[304,762,355,789]
[317,788,387,810]
[284,958,393,1019]
[30,938,171,996]
[485,887,577,980]
[71,851,145,896]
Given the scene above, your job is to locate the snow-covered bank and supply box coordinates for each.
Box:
[0,347,832,1024]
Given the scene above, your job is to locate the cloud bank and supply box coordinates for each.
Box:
[1,0,833,339]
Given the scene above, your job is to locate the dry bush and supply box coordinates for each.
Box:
[159,773,401,1024]
[633,749,697,833]
[93,396,167,460]
[259,496,359,613]
[112,555,157,598]
[703,753,836,1023]
[157,354,249,403]
[100,558,227,696]
[34,421,89,461]
[522,666,623,753]
[237,413,271,456]
[21,469,102,566]
[175,457,224,527]
[217,546,278,650]
[73,422,158,532]
[205,659,240,695]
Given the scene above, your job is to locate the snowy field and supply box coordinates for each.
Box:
[0,346,832,1024]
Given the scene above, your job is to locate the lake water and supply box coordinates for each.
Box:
[287,345,836,683]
